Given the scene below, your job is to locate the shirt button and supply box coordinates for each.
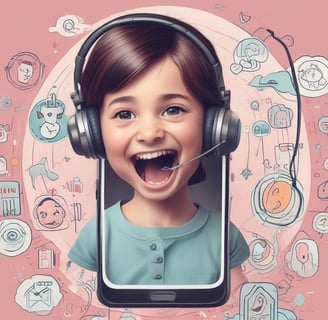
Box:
[149,243,157,250]
[153,273,162,280]
[156,256,163,263]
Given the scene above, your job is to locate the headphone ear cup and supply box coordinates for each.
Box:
[67,108,106,159]
[87,108,106,158]
[203,107,241,158]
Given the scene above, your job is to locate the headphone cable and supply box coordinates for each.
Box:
[266,29,302,189]
[263,29,304,227]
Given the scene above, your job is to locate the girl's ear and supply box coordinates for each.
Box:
[188,162,206,185]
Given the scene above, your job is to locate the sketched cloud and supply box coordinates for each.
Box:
[49,15,91,37]
[15,274,63,315]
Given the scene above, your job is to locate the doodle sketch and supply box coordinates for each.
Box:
[4,52,45,90]
[1,2,326,319]
[29,93,68,143]
[0,219,32,256]
[15,275,63,315]
[49,14,91,37]
[32,194,69,231]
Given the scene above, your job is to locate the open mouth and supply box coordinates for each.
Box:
[133,150,176,185]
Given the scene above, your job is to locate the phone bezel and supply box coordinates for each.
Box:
[96,156,231,307]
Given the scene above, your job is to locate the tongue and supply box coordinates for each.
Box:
[144,159,171,184]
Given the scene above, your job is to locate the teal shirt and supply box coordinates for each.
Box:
[68,201,249,285]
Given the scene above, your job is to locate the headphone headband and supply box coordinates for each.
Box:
[73,13,226,107]
[68,12,240,159]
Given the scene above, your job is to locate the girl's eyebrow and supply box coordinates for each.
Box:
[158,93,192,102]
[106,93,191,108]
[106,96,135,108]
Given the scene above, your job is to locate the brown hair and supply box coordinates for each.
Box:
[81,21,221,109]
[81,18,222,184]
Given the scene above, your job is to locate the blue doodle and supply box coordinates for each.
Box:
[29,93,68,143]
[249,71,296,95]
[231,38,269,74]
[28,157,59,190]
[224,308,297,320]
[252,120,271,137]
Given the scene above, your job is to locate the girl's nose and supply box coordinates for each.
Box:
[135,117,165,144]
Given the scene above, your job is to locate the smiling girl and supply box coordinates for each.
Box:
[68,14,249,291]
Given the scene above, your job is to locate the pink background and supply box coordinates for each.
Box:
[1,0,327,319]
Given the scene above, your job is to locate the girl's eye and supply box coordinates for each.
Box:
[163,106,185,116]
[114,110,135,120]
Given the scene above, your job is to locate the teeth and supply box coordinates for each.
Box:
[147,177,169,185]
[135,150,174,160]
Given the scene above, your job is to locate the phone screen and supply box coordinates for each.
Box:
[97,156,230,307]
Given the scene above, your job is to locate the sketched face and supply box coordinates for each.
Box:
[35,198,65,229]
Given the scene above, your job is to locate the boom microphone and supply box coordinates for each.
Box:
[161,140,227,171]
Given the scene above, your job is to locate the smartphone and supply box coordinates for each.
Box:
[96,155,230,307]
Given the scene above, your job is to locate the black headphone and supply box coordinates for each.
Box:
[67,13,241,159]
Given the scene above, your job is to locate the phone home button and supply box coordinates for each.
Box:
[150,291,176,302]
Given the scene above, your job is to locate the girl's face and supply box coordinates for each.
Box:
[100,56,204,202]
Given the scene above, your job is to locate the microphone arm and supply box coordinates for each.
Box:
[161,140,226,171]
